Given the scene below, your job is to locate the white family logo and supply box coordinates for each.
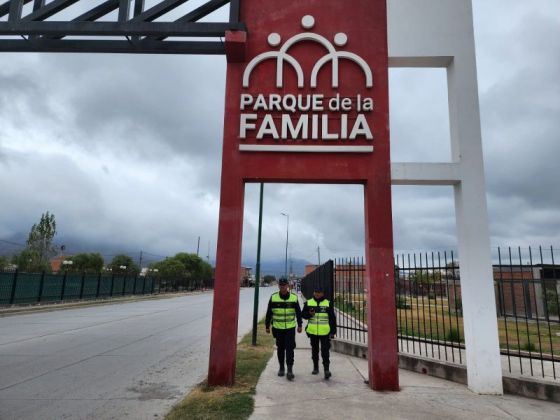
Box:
[239,15,375,153]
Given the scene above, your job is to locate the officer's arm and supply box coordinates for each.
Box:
[301,302,312,320]
[295,300,303,327]
[329,302,337,336]
[265,297,273,329]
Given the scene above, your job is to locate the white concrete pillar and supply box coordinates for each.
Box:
[388,0,503,394]
[446,5,503,394]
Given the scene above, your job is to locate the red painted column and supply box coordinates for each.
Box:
[364,180,399,391]
[207,172,244,386]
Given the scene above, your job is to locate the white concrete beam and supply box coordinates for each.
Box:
[391,162,461,185]
[389,56,453,68]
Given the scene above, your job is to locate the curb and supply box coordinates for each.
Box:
[0,291,211,317]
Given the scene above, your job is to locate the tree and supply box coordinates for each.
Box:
[408,270,442,296]
[27,211,57,265]
[151,252,213,286]
[263,275,276,285]
[12,248,46,272]
[109,254,139,275]
[0,255,8,271]
[64,253,104,273]
[13,212,58,272]
[151,258,184,279]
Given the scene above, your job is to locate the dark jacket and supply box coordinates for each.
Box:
[302,296,337,336]
[265,291,303,329]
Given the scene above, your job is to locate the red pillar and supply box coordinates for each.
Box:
[364,181,399,391]
[207,172,244,386]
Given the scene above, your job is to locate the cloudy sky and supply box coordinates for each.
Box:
[0,1,559,274]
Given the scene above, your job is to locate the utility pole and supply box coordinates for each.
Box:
[252,183,264,346]
[196,236,200,257]
[281,213,289,280]
[139,251,143,269]
[289,251,293,280]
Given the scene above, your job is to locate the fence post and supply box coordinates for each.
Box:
[110,273,115,297]
[79,271,86,299]
[122,275,127,296]
[60,270,68,301]
[142,276,146,294]
[38,270,46,303]
[96,272,101,298]
[152,278,156,294]
[10,269,19,305]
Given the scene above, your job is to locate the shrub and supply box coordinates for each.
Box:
[396,295,411,309]
[454,297,463,314]
[545,290,559,316]
[521,341,536,352]
[446,327,462,342]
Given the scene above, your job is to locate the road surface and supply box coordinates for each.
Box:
[0,287,274,420]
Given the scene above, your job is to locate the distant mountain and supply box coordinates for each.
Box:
[240,257,313,278]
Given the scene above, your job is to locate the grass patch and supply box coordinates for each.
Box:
[166,321,275,420]
[520,341,537,352]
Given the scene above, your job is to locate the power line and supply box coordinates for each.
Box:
[0,239,26,247]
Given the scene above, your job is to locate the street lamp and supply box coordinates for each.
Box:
[281,212,289,281]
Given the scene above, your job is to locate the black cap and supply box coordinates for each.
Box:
[279,278,289,285]
[313,284,325,292]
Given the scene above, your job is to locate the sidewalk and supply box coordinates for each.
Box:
[251,330,560,419]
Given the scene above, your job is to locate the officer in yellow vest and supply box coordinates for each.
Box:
[302,284,337,379]
[265,278,302,380]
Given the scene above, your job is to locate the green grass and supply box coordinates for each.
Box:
[166,321,275,420]
[335,294,560,355]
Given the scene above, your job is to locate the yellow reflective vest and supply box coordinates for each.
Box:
[306,298,331,336]
[271,292,298,329]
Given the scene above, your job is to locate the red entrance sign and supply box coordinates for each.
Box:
[208,0,398,391]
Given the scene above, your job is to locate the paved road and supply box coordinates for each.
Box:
[0,287,274,420]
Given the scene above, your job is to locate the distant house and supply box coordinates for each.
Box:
[240,266,253,287]
[335,262,366,294]
[50,255,70,273]
[304,264,318,275]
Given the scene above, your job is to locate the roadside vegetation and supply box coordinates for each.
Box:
[166,321,275,420]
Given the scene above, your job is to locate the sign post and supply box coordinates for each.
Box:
[208,0,398,391]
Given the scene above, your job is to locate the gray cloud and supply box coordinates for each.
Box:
[0,1,559,272]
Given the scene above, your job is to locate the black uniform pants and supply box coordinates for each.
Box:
[273,327,296,367]
[309,335,331,368]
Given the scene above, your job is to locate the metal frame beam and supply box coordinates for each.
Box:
[0,0,243,54]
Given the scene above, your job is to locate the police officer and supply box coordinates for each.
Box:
[265,278,302,380]
[302,285,337,379]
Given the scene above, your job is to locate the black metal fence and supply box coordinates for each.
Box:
[394,251,465,366]
[0,270,213,306]
[333,257,367,344]
[300,260,334,301]
[327,247,560,380]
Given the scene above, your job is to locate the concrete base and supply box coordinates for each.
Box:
[332,339,560,403]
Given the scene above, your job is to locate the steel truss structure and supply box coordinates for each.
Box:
[0,0,242,54]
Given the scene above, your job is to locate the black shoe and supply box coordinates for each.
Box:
[312,365,319,375]
[324,370,332,380]
[278,367,285,377]
[286,366,294,380]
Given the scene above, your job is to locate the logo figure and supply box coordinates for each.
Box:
[243,15,373,89]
